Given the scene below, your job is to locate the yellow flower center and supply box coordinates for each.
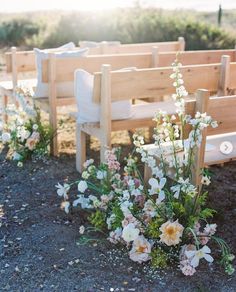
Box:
[166,226,175,237]
[137,245,146,253]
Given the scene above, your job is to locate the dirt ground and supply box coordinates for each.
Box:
[0,138,236,291]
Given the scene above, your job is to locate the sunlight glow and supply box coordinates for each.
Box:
[2,0,236,13]
[2,0,134,13]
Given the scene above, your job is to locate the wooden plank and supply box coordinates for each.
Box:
[178,37,185,51]
[193,89,210,186]
[103,41,181,54]
[93,63,221,103]
[6,50,36,72]
[207,95,236,135]
[42,53,153,82]
[48,53,58,156]
[229,62,236,89]
[185,95,236,136]
[158,49,235,67]
[218,55,230,96]
[100,64,112,162]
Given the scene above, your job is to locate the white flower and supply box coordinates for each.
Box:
[88,195,101,208]
[185,245,214,268]
[79,225,85,234]
[106,214,116,230]
[73,195,91,209]
[20,129,31,141]
[12,152,22,161]
[83,159,94,168]
[148,177,166,203]
[32,124,38,130]
[211,121,218,128]
[171,184,181,199]
[201,175,211,186]
[55,183,70,199]
[96,170,107,180]
[78,181,88,193]
[122,190,130,200]
[1,132,11,143]
[81,171,90,179]
[17,161,23,167]
[129,235,151,263]
[120,200,133,217]
[62,201,70,214]
[122,223,140,242]
[143,199,157,218]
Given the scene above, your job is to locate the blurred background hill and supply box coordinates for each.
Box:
[0,6,235,51]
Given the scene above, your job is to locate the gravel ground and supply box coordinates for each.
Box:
[0,144,236,292]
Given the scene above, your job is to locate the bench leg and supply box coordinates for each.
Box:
[144,165,151,184]
[49,107,58,156]
[76,123,86,173]
[100,134,111,164]
[3,94,8,124]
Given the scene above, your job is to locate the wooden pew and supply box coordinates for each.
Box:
[2,45,236,108]
[143,90,236,186]
[75,59,236,172]
[1,46,236,156]
[79,37,185,54]
[37,51,164,155]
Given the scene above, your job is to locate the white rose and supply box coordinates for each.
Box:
[122,223,139,242]
[78,181,88,193]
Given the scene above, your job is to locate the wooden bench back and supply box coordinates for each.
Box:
[5,38,184,74]
[92,60,236,103]
[185,94,236,136]
[185,90,236,185]
[84,37,185,54]
[41,53,155,83]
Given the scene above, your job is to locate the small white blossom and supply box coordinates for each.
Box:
[78,181,88,193]
[185,245,214,268]
[122,223,140,242]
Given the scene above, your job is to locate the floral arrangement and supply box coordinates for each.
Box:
[57,60,234,276]
[0,87,53,166]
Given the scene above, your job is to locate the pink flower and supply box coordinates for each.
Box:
[105,149,120,171]
[199,233,210,245]
[204,224,217,236]
[160,220,184,246]
[134,194,145,208]
[129,236,151,263]
[108,228,122,244]
[180,262,196,276]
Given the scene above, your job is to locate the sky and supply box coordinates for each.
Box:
[1,0,236,13]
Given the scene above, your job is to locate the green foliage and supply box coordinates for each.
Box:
[88,210,106,230]
[110,202,124,229]
[146,217,164,239]
[1,8,235,50]
[151,247,169,268]
[42,9,235,50]
[0,18,40,46]
[199,208,216,220]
